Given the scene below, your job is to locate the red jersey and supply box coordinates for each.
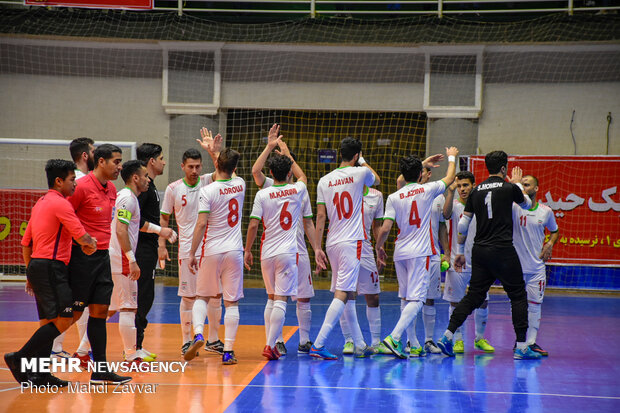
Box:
[21,190,87,265]
[68,172,117,250]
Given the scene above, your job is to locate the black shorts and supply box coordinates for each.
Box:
[27,258,73,320]
[68,246,114,311]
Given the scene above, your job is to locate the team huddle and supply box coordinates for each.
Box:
[4,126,559,387]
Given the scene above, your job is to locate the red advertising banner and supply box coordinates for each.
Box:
[468,156,620,266]
[24,0,153,10]
[0,189,46,266]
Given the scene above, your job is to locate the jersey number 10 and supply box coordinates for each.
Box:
[333,191,353,220]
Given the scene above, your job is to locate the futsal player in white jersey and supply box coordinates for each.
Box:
[442,171,495,354]
[375,148,457,358]
[159,141,221,356]
[310,137,379,360]
[512,175,559,356]
[245,152,312,360]
[187,148,245,365]
[338,186,388,354]
[251,125,321,355]
[109,160,177,363]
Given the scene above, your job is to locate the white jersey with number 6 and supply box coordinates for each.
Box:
[250,181,307,260]
[384,181,446,261]
[161,174,213,259]
[317,166,375,247]
[512,202,558,274]
[198,177,245,257]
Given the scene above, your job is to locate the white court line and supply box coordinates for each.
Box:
[0,367,10,371]
[0,386,21,393]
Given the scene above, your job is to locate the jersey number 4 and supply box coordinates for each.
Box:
[409,200,421,228]
[333,191,353,220]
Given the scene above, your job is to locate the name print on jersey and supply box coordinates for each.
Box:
[400,187,426,199]
[220,185,243,195]
[270,188,299,199]
[328,177,354,187]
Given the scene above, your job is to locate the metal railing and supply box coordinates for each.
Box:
[0,0,618,17]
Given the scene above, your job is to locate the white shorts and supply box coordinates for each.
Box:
[293,253,315,300]
[178,258,198,297]
[394,256,430,302]
[443,268,490,303]
[109,272,138,311]
[197,251,244,302]
[524,270,546,304]
[261,253,298,297]
[426,256,442,300]
[326,240,362,293]
[358,265,380,295]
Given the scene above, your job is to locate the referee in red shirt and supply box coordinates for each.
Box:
[68,144,131,384]
[4,160,97,387]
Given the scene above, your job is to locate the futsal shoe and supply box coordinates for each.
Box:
[51,350,71,359]
[474,338,495,353]
[205,340,224,355]
[355,345,377,358]
[342,341,354,355]
[309,345,337,360]
[298,341,313,354]
[529,343,548,357]
[139,348,157,359]
[275,341,287,356]
[382,335,407,359]
[262,345,280,361]
[90,371,132,385]
[453,340,464,353]
[222,351,238,365]
[424,340,442,354]
[514,346,543,360]
[72,352,92,369]
[373,342,393,355]
[437,336,455,357]
[4,352,28,383]
[184,334,205,361]
[409,346,427,358]
[181,341,191,356]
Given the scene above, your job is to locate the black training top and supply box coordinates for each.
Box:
[137,176,160,249]
[465,175,525,247]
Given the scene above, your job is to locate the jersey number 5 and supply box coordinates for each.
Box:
[181,194,187,207]
[280,201,293,230]
[333,191,353,220]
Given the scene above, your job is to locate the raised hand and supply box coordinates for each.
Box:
[509,166,523,184]
[445,146,459,158]
[197,128,222,155]
[268,124,283,149]
[274,139,292,160]
[422,154,444,169]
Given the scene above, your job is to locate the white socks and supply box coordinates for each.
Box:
[264,299,274,340]
[366,306,381,346]
[75,308,92,356]
[296,301,312,345]
[192,298,207,336]
[180,297,194,343]
[343,299,365,348]
[52,331,66,353]
[267,301,287,347]
[119,311,137,358]
[339,300,355,343]
[422,305,436,343]
[474,306,488,341]
[224,305,240,352]
[314,298,345,349]
[391,301,423,343]
[403,300,415,346]
[527,303,541,346]
[207,298,222,343]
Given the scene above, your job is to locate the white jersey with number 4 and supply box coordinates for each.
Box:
[109,187,141,274]
[317,166,375,247]
[198,177,245,257]
[384,181,446,261]
[161,174,214,259]
[263,177,313,256]
[448,199,476,267]
[251,181,307,259]
[512,202,558,274]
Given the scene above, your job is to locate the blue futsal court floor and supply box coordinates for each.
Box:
[1,282,619,412]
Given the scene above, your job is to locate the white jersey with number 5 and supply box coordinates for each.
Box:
[448,199,476,267]
[384,181,446,261]
[251,181,307,259]
[109,187,141,274]
[512,202,558,274]
[263,177,312,256]
[317,166,375,247]
[198,177,245,257]
[161,174,214,259]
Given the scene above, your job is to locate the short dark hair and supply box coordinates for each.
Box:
[121,160,146,183]
[485,150,508,174]
[268,153,293,182]
[524,175,539,186]
[182,148,202,163]
[45,159,76,189]
[456,171,475,185]
[340,137,362,162]
[69,137,94,162]
[136,143,163,163]
[400,155,423,183]
[94,144,122,166]
[217,148,240,175]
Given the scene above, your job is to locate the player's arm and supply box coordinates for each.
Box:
[374,218,394,268]
[372,218,385,273]
[439,147,459,188]
[314,203,329,272]
[439,221,450,266]
[158,213,172,268]
[140,219,177,243]
[244,218,260,270]
[422,153,445,170]
[252,123,282,188]
[57,202,97,254]
[358,153,381,186]
[276,139,307,185]
[540,230,560,262]
[116,219,140,281]
[454,211,473,273]
[443,181,457,220]
[509,166,532,209]
[197,128,223,169]
[188,211,208,273]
